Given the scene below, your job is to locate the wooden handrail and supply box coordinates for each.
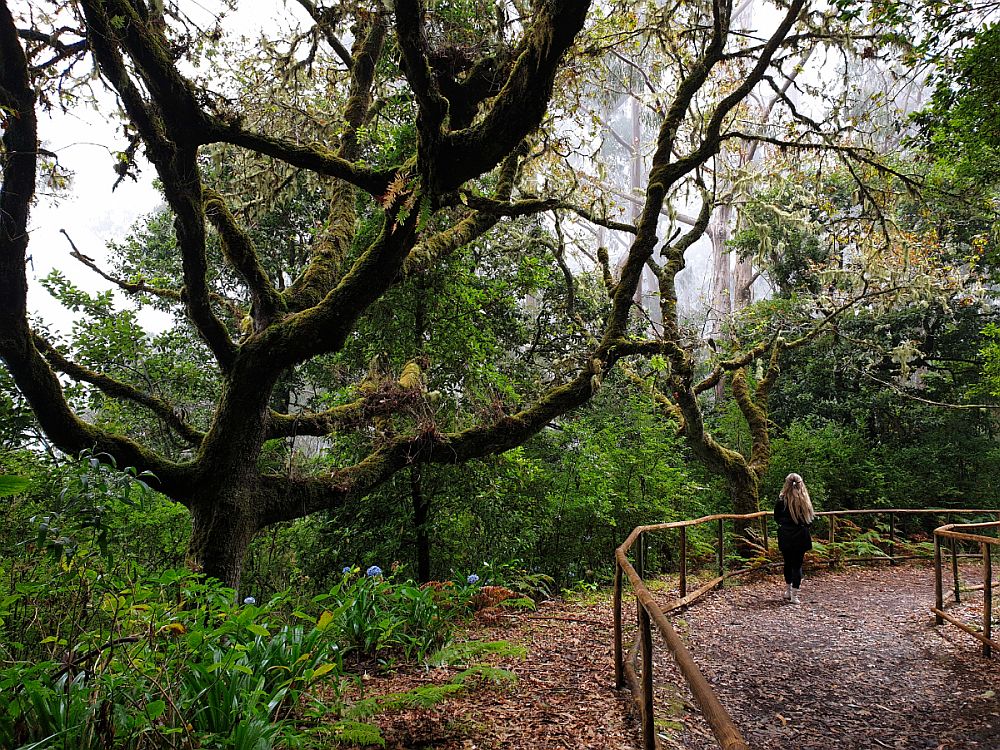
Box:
[614,507,999,750]
[932,520,999,658]
[615,537,750,750]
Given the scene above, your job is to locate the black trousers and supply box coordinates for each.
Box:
[782,548,805,588]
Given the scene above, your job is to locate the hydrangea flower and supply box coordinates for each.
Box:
[342,566,352,575]
[366,565,383,577]
[467,574,480,585]
[243,596,256,605]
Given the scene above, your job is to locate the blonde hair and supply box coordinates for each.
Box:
[781,473,815,525]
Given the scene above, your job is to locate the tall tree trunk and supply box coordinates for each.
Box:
[707,202,734,335]
[411,466,431,582]
[733,254,755,309]
[723,463,762,553]
[187,493,260,593]
[725,463,761,516]
[185,364,277,591]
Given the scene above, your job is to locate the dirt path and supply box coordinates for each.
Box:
[341,564,998,749]
[659,564,1000,749]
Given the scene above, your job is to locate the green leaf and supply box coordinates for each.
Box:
[0,475,30,496]
[247,623,270,638]
[146,699,167,720]
[309,662,337,680]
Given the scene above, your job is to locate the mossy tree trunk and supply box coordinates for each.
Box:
[411,466,431,583]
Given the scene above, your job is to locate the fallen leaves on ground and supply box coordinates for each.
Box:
[335,564,998,749]
[337,595,639,749]
[654,563,1000,749]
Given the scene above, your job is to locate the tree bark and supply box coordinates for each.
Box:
[187,497,260,594]
[725,463,762,516]
[411,466,431,583]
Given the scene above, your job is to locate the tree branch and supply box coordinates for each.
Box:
[282,13,389,312]
[291,0,354,69]
[60,229,243,322]
[203,191,283,328]
[394,0,450,140]
[214,128,397,197]
[80,0,237,370]
[266,386,426,439]
[425,0,591,195]
[402,144,527,276]
[33,335,205,445]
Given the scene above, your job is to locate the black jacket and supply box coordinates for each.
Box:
[775,496,812,553]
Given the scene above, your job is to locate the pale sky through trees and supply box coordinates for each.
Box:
[25,1,304,335]
[22,0,930,338]
[30,105,163,334]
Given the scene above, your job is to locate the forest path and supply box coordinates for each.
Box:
[659,564,1000,749]
[339,564,998,749]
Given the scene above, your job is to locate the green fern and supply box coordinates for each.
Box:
[450,665,518,686]
[347,683,466,721]
[427,640,526,667]
[328,719,385,747]
[499,596,537,610]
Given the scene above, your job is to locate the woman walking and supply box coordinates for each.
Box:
[775,472,815,604]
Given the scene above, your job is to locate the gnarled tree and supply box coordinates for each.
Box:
[3,0,817,587]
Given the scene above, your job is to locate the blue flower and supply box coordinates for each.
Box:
[342,566,352,575]
[243,596,256,605]
[467,574,480,585]
[366,565,383,577]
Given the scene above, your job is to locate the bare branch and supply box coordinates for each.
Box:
[60,230,243,322]
[290,0,354,69]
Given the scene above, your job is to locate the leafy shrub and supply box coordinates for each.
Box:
[0,570,345,750]
[319,569,478,663]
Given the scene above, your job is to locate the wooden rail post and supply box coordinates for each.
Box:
[679,526,687,599]
[639,604,655,750]
[614,561,624,688]
[636,532,645,627]
[951,530,961,604]
[889,513,896,565]
[934,532,944,625]
[717,518,725,588]
[829,515,836,567]
[761,512,769,552]
[637,531,646,581]
[984,542,993,659]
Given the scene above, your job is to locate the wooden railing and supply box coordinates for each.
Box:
[933,520,1000,658]
[613,508,996,750]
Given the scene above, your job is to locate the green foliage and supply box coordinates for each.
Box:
[294,379,707,588]
[476,561,554,601]
[981,323,1000,398]
[0,368,37,449]
[0,570,344,750]
[0,451,511,749]
[764,420,876,510]
[29,449,157,563]
[0,474,29,496]
[729,177,848,298]
[0,561,494,750]
[426,640,526,667]
[918,24,1000,184]
[325,720,386,748]
[318,571,468,663]
[347,683,466,722]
